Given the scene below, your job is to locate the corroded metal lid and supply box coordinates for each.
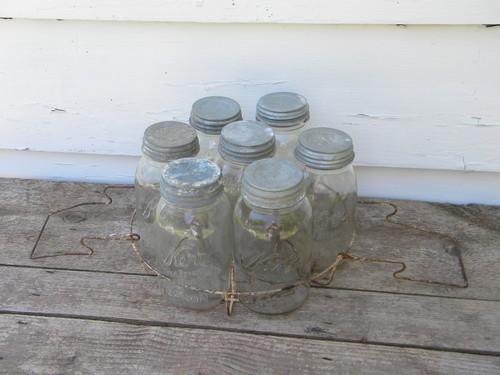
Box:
[219,120,275,165]
[142,121,199,163]
[160,158,223,208]
[242,159,305,210]
[256,92,310,128]
[189,96,242,135]
[294,127,355,170]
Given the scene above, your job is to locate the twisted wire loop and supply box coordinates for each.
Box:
[311,200,469,289]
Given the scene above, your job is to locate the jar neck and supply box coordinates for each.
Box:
[141,154,169,167]
[159,193,223,212]
[302,163,354,176]
[197,130,221,139]
[269,121,307,133]
[219,155,250,169]
[242,196,305,215]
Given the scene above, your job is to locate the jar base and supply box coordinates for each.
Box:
[160,280,222,311]
[240,284,309,315]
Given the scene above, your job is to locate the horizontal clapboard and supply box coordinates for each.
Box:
[1,0,499,24]
[1,20,499,173]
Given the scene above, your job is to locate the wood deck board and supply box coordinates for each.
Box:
[1,177,499,372]
[1,314,500,375]
[1,265,499,354]
[2,178,499,300]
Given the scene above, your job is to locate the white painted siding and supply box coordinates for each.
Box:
[0,3,499,204]
[2,0,499,24]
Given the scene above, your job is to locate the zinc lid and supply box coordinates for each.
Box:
[189,96,242,135]
[294,127,355,170]
[160,158,223,208]
[241,159,305,210]
[256,92,310,128]
[219,120,275,165]
[142,121,199,163]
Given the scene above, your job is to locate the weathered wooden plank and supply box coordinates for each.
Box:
[1,266,499,354]
[0,179,144,272]
[0,178,108,212]
[1,314,499,375]
[0,315,500,375]
[330,200,500,299]
[2,178,499,301]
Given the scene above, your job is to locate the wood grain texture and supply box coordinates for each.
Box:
[1,265,499,354]
[2,178,499,301]
[2,314,500,375]
[1,20,500,174]
[2,0,500,24]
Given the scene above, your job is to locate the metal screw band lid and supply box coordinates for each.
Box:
[242,159,305,210]
[160,158,223,208]
[142,121,199,163]
[294,127,355,170]
[256,92,310,128]
[219,120,276,165]
[189,96,242,135]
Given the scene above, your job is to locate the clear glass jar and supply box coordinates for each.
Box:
[135,121,199,264]
[294,127,357,274]
[234,159,312,314]
[189,96,242,161]
[256,92,310,159]
[217,120,275,206]
[149,158,233,310]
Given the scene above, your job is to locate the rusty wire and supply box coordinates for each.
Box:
[29,186,469,315]
[30,185,132,259]
[311,200,468,288]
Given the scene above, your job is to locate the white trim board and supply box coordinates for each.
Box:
[1,149,498,205]
[1,0,499,24]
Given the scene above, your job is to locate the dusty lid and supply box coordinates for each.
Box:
[160,158,223,208]
[294,127,355,170]
[241,159,305,210]
[256,92,310,128]
[189,96,242,135]
[142,121,199,162]
[219,120,275,165]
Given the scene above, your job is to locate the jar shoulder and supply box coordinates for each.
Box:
[304,165,357,195]
[135,156,166,186]
[157,194,231,222]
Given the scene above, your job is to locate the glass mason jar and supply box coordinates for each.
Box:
[256,92,310,159]
[294,127,357,274]
[189,96,242,161]
[135,121,199,263]
[217,120,276,207]
[150,158,233,310]
[234,159,312,314]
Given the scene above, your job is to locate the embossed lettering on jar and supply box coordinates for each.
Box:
[233,159,312,314]
[217,120,275,206]
[294,127,357,274]
[256,92,310,159]
[134,121,199,263]
[150,158,233,310]
[189,96,242,161]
